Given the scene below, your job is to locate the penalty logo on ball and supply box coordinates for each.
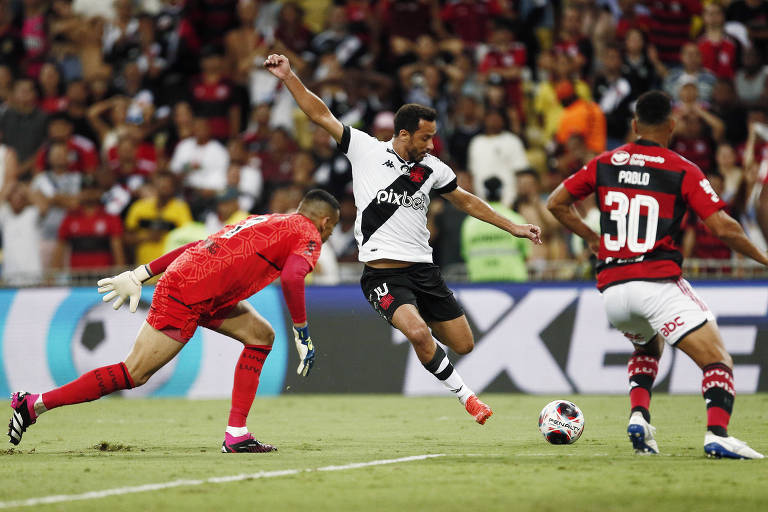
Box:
[538,400,584,445]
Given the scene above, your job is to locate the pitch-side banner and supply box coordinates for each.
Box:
[1,283,766,398]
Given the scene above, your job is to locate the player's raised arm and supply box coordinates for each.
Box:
[703,210,768,266]
[443,186,542,245]
[97,240,199,313]
[546,183,601,254]
[263,54,344,143]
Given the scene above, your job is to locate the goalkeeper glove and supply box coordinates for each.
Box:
[97,265,152,313]
[293,325,315,377]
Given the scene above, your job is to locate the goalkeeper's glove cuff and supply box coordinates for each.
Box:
[294,325,309,341]
[133,265,152,283]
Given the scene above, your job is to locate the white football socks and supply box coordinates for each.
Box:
[226,426,248,437]
[423,345,474,405]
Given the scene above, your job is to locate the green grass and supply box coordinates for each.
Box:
[1,394,767,511]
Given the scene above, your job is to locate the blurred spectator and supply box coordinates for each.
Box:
[715,143,746,202]
[34,112,99,174]
[21,0,50,79]
[621,28,658,99]
[553,134,592,182]
[159,100,195,156]
[461,177,528,282]
[477,19,527,124]
[53,179,125,270]
[468,109,528,206]
[226,138,262,213]
[555,80,606,154]
[671,88,723,173]
[327,192,359,264]
[698,2,740,81]
[106,132,158,192]
[726,0,768,58]
[735,46,768,106]
[660,43,717,103]
[102,0,141,67]
[124,170,193,264]
[378,0,437,43]
[446,94,482,170]
[291,150,317,189]
[0,1,24,74]
[275,2,314,56]
[533,52,592,142]
[614,0,651,40]
[555,5,593,78]
[310,5,365,69]
[38,63,67,114]
[169,117,229,212]
[710,79,749,146]
[513,168,565,263]
[0,180,48,285]
[0,64,13,104]
[48,0,90,82]
[64,79,99,143]
[593,43,633,148]
[311,126,351,199]
[647,0,701,66]
[0,140,18,189]
[372,110,395,141]
[191,46,241,141]
[258,127,298,187]
[242,102,273,154]
[0,78,48,172]
[204,187,249,234]
[87,95,131,157]
[267,184,303,214]
[30,141,81,264]
[439,0,503,45]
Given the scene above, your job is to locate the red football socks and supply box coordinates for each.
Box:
[702,363,735,437]
[42,362,135,410]
[228,345,272,428]
[627,351,659,422]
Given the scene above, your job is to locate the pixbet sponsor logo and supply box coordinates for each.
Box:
[376,189,427,210]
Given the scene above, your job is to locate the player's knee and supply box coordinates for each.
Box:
[453,339,474,355]
[406,325,432,348]
[124,361,154,387]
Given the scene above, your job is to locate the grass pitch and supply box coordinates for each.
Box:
[1,394,767,512]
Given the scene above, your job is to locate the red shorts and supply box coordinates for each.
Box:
[146,277,236,343]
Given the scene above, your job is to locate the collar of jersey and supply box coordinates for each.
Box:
[635,138,663,148]
[386,141,413,166]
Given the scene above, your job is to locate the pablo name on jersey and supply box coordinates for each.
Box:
[375,188,427,210]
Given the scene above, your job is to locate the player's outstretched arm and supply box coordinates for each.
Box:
[263,54,344,143]
[443,186,543,244]
[546,183,601,254]
[97,265,152,313]
[703,210,768,266]
[97,241,199,313]
[281,254,316,376]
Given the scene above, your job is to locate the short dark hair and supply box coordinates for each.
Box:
[394,104,437,135]
[635,91,672,126]
[301,188,340,212]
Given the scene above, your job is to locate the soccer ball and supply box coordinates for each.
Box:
[538,400,585,445]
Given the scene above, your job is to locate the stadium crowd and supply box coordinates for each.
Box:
[1,0,768,285]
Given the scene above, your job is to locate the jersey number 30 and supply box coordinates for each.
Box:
[603,191,659,253]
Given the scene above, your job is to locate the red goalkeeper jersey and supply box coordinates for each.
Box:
[163,213,322,309]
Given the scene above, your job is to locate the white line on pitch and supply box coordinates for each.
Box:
[0,454,445,509]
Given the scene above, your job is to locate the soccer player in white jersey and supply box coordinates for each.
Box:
[264,54,542,424]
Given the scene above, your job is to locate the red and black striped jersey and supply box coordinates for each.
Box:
[563,139,725,290]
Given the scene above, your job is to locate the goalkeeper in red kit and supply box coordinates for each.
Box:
[8,189,339,453]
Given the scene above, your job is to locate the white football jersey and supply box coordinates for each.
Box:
[341,125,457,263]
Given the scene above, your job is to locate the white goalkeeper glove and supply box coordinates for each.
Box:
[97,265,152,313]
[293,325,315,377]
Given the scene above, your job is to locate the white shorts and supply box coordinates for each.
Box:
[601,278,715,346]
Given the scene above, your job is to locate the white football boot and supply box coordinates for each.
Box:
[704,432,765,459]
[627,411,659,454]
